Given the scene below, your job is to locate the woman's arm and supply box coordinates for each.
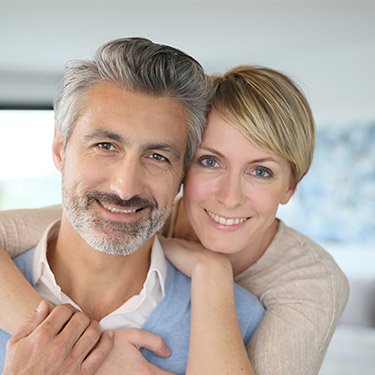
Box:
[239,238,350,375]
[0,248,44,333]
[0,205,62,257]
[161,238,254,375]
[0,205,62,333]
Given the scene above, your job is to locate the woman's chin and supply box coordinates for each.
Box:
[201,237,242,256]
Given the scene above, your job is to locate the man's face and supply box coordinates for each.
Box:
[53,82,189,255]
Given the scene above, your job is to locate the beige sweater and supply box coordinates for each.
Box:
[0,205,349,375]
[236,221,349,374]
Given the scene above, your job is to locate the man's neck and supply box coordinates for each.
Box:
[47,216,154,321]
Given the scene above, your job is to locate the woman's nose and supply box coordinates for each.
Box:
[215,172,245,208]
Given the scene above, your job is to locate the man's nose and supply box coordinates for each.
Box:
[109,157,145,201]
[215,171,245,209]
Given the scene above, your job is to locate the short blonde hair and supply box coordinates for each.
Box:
[211,65,316,184]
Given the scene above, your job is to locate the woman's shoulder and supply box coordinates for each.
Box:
[252,220,347,276]
[236,220,350,308]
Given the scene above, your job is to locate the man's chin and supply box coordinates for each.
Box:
[78,225,154,256]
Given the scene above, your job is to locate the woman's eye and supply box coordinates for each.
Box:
[253,167,272,178]
[96,143,115,151]
[199,156,218,168]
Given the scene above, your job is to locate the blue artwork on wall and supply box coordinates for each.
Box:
[278,122,375,245]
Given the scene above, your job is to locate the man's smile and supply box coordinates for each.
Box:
[100,201,144,214]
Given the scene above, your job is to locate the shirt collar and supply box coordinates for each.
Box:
[149,235,167,297]
[32,220,167,303]
[33,220,60,286]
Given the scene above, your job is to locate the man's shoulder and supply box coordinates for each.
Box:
[165,259,264,312]
[164,259,191,296]
[13,247,36,286]
[142,260,264,372]
[164,260,264,340]
[233,282,265,340]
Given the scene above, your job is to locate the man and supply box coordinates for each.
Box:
[0,38,264,374]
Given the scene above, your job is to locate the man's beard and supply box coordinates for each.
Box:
[63,188,171,256]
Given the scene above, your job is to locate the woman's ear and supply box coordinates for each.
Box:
[52,128,64,172]
[280,181,296,205]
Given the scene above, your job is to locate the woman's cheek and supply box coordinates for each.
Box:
[185,172,217,203]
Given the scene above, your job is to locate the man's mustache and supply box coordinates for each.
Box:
[87,191,158,210]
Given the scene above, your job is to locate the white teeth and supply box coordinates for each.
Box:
[101,202,137,214]
[206,210,248,227]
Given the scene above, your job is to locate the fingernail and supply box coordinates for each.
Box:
[35,300,45,313]
[106,330,114,337]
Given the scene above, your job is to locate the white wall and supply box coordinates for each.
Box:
[0,0,374,126]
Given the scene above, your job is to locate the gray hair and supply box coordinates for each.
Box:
[54,37,211,167]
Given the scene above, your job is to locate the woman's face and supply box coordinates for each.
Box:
[183,110,295,256]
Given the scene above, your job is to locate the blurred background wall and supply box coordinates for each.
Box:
[1,0,374,125]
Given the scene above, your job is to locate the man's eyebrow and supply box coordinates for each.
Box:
[143,143,182,160]
[84,129,128,144]
[84,130,182,160]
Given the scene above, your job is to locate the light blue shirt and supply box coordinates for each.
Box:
[0,248,265,374]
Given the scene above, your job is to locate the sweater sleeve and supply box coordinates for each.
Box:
[246,273,349,375]
[0,205,62,257]
[237,223,350,375]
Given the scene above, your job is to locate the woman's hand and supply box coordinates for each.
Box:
[96,328,174,375]
[160,237,233,278]
[4,301,113,375]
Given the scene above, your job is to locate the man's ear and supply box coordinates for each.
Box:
[178,177,184,193]
[52,128,64,172]
[177,170,186,194]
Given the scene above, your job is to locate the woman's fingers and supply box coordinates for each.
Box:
[160,237,194,275]
[161,237,230,277]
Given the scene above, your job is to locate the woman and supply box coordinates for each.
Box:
[0,65,349,374]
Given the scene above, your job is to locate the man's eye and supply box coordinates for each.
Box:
[148,153,168,163]
[253,167,272,178]
[199,156,218,168]
[96,143,115,151]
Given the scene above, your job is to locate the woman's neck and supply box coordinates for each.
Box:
[229,219,279,276]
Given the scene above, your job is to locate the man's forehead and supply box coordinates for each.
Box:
[70,82,190,151]
[83,82,189,127]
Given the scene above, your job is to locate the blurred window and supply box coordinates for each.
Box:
[0,110,60,210]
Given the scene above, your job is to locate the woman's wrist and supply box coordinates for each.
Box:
[191,253,233,282]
